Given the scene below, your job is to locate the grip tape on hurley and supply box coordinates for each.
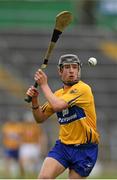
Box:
[51,29,62,42]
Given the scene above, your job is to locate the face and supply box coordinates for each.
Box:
[58,63,80,86]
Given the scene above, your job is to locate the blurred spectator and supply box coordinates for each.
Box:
[78,0,98,26]
[19,112,48,178]
[2,119,23,178]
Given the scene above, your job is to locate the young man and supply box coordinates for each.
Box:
[26,54,99,179]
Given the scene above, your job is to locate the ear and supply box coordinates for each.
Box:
[58,67,63,76]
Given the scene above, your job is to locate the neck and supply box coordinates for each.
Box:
[63,80,79,89]
[63,85,70,90]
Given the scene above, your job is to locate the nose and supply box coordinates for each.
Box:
[69,66,74,72]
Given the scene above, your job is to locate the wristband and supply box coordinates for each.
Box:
[32,105,39,110]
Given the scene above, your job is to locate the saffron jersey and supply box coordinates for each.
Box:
[42,80,99,145]
[2,121,23,150]
[22,122,42,144]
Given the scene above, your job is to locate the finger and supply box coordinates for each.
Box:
[31,87,39,94]
[31,86,38,92]
[38,69,45,76]
[38,69,43,73]
[26,89,38,97]
[34,75,40,81]
[35,71,42,79]
[26,89,33,97]
[27,86,35,94]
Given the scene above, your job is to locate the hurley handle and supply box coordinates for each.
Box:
[24,81,38,103]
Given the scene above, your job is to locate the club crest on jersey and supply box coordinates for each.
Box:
[62,109,69,117]
[69,89,78,94]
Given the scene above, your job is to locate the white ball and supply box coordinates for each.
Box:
[88,57,97,66]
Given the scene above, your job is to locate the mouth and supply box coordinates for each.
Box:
[69,76,75,79]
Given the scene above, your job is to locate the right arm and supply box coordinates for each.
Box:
[26,86,49,123]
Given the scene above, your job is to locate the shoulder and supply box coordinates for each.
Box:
[79,80,91,89]
[73,81,91,92]
[71,81,93,97]
[54,88,63,96]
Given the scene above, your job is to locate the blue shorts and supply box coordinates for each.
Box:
[4,149,19,160]
[48,140,98,177]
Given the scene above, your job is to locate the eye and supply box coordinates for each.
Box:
[72,65,78,69]
[64,65,70,69]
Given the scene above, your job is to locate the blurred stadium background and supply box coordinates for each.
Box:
[0,0,117,179]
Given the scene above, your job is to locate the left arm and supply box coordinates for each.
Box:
[34,69,68,112]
